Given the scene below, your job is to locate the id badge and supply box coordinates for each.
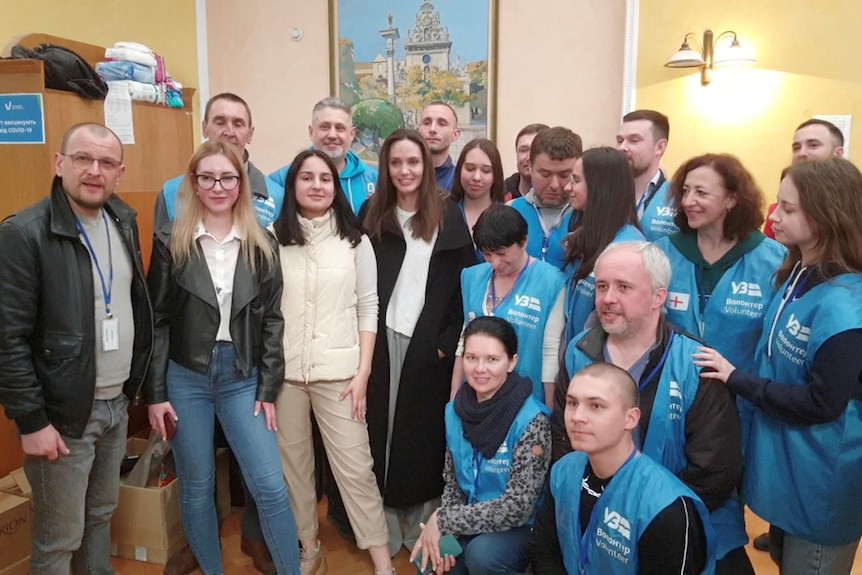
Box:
[102,318,120,351]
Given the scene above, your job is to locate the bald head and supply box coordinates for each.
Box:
[61,123,123,161]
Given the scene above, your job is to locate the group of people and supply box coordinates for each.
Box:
[0,88,859,575]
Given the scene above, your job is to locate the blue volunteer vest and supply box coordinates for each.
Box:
[461,261,565,401]
[445,396,549,525]
[564,224,646,341]
[162,170,283,226]
[509,198,572,270]
[552,451,716,575]
[655,235,785,453]
[565,330,748,559]
[746,273,862,545]
[639,180,677,241]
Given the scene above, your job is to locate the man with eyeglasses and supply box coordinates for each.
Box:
[155,93,281,575]
[154,92,284,231]
[507,126,582,270]
[0,122,154,574]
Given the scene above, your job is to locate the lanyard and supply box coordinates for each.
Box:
[638,332,675,392]
[636,172,666,219]
[766,262,812,359]
[75,210,114,317]
[577,448,639,574]
[531,203,566,260]
[489,256,530,315]
[693,267,709,337]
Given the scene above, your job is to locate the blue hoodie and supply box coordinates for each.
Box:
[270,150,377,215]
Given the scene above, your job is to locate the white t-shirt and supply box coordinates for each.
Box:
[385,207,438,337]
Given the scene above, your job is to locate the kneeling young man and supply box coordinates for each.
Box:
[530,363,715,574]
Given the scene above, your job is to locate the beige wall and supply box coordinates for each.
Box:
[206,0,627,175]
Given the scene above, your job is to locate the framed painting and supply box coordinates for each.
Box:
[329,0,498,164]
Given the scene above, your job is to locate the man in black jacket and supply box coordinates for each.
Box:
[0,122,153,574]
[542,241,751,574]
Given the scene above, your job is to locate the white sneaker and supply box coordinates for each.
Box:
[300,541,326,575]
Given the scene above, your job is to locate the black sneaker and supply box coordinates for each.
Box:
[753,532,770,552]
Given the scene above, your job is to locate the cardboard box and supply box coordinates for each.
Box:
[110,438,230,565]
[0,555,30,575]
[0,493,31,572]
[0,469,31,500]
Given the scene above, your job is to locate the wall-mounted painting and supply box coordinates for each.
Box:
[329,0,497,165]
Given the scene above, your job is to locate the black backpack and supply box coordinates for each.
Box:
[10,43,109,100]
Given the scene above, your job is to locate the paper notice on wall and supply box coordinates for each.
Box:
[104,81,135,145]
[813,114,851,159]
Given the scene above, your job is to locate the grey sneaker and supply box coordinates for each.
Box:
[300,541,327,575]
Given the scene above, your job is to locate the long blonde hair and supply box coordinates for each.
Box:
[170,141,275,270]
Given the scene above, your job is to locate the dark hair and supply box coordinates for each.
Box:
[204,92,252,127]
[530,126,583,163]
[423,101,459,126]
[775,158,862,284]
[670,154,764,240]
[272,149,362,247]
[574,362,639,409]
[364,128,444,242]
[450,139,505,203]
[473,204,528,251]
[622,109,670,141]
[463,316,519,358]
[61,122,123,161]
[515,123,550,146]
[564,147,640,280]
[795,119,844,147]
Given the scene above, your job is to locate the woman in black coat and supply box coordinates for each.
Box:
[360,128,476,557]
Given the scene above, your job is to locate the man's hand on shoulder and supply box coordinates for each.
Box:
[21,425,70,460]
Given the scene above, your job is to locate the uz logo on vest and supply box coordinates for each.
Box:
[655,207,675,217]
[514,295,541,312]
[785,313,810,342]
[731,281,763,297]
[603,508,631,539]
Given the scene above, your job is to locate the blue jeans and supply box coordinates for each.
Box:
[770,526,860,575]
[24,394,129,575]
[167,344,300,575]
[450,526,532,575]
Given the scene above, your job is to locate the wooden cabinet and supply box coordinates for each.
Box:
[0,34,195,475]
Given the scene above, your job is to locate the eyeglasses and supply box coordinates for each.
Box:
[62,153,122,172]
[194,174,240,191]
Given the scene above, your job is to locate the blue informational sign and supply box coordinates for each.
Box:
[0,93,46,145]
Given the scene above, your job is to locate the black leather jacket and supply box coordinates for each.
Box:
[0,179,154,438]
[143,224,285,404]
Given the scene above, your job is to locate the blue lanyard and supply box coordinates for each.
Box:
[75,211,114,317]
[693,267,709,337]
[577,448,639,574]
[638,332,675,392]
[531,203,565,260]
[489,257,530,315]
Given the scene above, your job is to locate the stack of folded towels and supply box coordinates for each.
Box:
[96,41,184,108]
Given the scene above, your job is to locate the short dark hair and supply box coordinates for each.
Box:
[622,109,670,141]
[473,204,528,252]
[61,122,123,161]
[204,92,253,127]
[515,123,550,146]
[564,147,640,280]
[463,316,519,359]
[795,119,844,147]
[573,362,639,409]
[272,149,362,247]
[450,138,506,203]
[670,154,764,240]
[423,101,459,127]
[530,127,583,163]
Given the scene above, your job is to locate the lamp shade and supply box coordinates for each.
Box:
[665,43,705,68]
[714,39,756,65]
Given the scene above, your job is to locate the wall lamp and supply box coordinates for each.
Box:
[665,30,756,85]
